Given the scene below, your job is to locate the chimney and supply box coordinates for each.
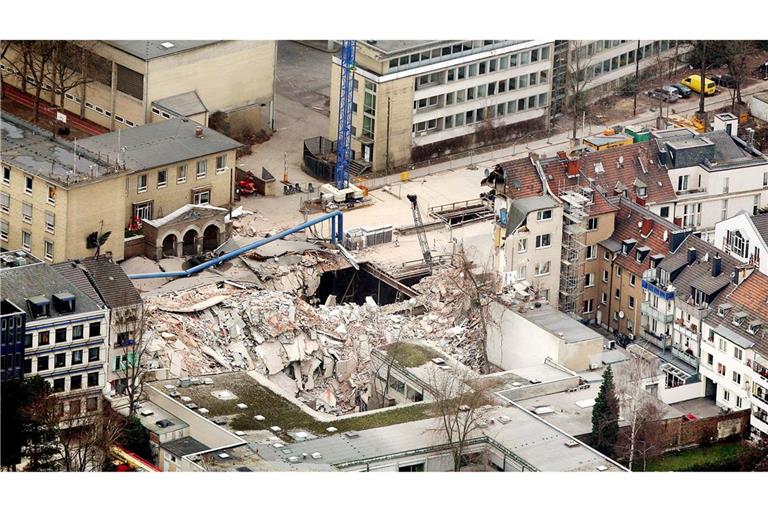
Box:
[673,217,683,227]
[635,196,647,207]
[195,126,204,138]
[687,247,697,264]
[566,159,580,178]
[641,217,654,236]
[712,253,722,277]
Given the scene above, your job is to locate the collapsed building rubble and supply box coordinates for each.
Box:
[142,265,490,415]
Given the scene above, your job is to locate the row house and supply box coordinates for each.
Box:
[698,271,768,439]
[0,250,109,417]
[713,211,768,275]
[653,114,768,236]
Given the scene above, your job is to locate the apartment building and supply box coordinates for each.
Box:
[0,250,109,417]
[599,197,687,341]
[653,117,768,235]
[713,211,768,275]
[53,256,143,398]
[1,297,26,382]
[551,40,686,119]
[1,113,239,262]
[488,156,563,306]
[698,271,768,438]
[329,40,555,174]
[2,40,276,132]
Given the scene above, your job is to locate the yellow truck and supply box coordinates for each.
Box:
[681,74,717,96]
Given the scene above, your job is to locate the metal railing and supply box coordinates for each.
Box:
[334,435,538,472]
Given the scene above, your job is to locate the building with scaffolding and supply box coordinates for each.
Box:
[558,185,592,317]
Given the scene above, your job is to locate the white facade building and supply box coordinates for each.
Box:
[713,211,768,275]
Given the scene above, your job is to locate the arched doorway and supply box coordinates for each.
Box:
[182,229,198,256]
[203,225,220,252]
[162,234,177,258]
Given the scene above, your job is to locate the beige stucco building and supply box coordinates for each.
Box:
[2,40,276,132]
[329,40,555,174]
[1,113,239,263]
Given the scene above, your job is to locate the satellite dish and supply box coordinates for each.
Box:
[512,178,522,191]
[618,311,625,319]
[484,168,490,177]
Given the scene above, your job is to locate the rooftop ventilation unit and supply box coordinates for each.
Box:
[564,440,579,448]
[139,409,154,417]
[344,431,360,439]
[160,42,175,49]
[217,453,230,459]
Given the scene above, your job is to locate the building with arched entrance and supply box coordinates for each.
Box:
[140,204,229,261]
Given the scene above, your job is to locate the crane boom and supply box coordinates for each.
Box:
[407,194,433,268]
[334,40,357,190]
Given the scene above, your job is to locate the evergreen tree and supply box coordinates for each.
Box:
[121,416,152,462]
[591,365,620,458]
[22,376,60,471]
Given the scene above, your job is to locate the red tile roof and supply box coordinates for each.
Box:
[501,157,545,200]
[724,271,768,355]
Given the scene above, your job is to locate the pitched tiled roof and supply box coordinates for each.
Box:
[501,157,546,200]
[608,197,681,275]
[79,256,143,309]
[576,142,677,206]
[52,261,105,307]
[721,271,768,355]
[750,212,768,243]
[543,155,620,217]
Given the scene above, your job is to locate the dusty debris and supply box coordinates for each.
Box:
[143,266,484,414]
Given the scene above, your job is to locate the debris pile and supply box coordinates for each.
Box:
[143,266,487,414]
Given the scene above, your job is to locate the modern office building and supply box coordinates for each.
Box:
[1,296,26,382]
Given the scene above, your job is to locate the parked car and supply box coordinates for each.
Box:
[669,84,692,98]
[681,74,717,96]
[713,74,738,88]
[647,87,680,103]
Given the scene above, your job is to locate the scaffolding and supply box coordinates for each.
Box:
[558,181,592,317]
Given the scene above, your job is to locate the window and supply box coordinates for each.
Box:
[86,397,99,411]
[587,217,598,231]
[616,266,622,277]
[69,400,81,416]
[72,325,84,340]
[52,378,65,393]
[517,265,527,280]
[0,192,9,213]
[87,372,99,387]
[133,201,152,221]
[723,389,730,402]
[677,175,688,191]
[508,77,517,90]
[45,211,55,233]
[535,261,551,276]
[535,234,551,248]
[537,209,552,221]
[23,359,31,374]
[629,296,636,309]
[22,231,31,251]
[25,175,33,194]
[517,238,527,253]
[736,396,743,409]
[586,245,597,260]
[659,206,670,218]
[520,52,529,65]
[116,64,144,100]
[732,371,741,384]
[466,110,474,124]
[44,240,54,261]
[0,220,8,242]
[55,353,66,368]
[530,48,539,62]
[137,174,148,193]
[196,160,208,179]
[518,74,528,88]
[627,319,634,333]
[157,169,168,188]
[22,202,32,223]
[615,288,621,300]
[584,273,595,288]
[630,274,636,287]
[47,185,56,206]
[754,194,760,216]
[444,116,453,129]
[445,92,454,105]
[193,189,211,205]
[2,166,9,184]
[764,171,768,188]
[723,177,730,194]
[601,292,608,305]
[39,331,50,346]
[177,165,188,184]
[602,270,609,283]
[468,63,477,77]
[37,355,49,371]
[88,347,100,362]
[733,347,743,360]
[719,338,727,352]
[71,350,83,366]
[55,328,67,343]
[721,199,728,221]
[455,113,464,127]
[71,375,82,390]
[24,334,33,348]
[399,462,425,472]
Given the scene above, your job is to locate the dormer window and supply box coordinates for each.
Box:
[732,311,748,327]
[52,292,75,314]
[717,303,733,317]
[633,178,648,198]
[692,288,708,307]
[636,246,650,263]
[622,238,637,255]
[27,296,50,319]
[748,321,762,335]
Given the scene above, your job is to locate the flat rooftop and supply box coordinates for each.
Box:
[361,40,444,56]
[516,304,603,344]
[135,400,188,436]
[104,40,220,60]
[1,113,116,188]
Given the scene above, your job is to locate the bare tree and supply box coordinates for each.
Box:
[57,405,125,472]
[48,41,95,110]
[428,367,491,472]
[615,355,664,470]
[720,40,754,110]
[565,41,594,142]
[112,305,148,417]
[2,41,56,122]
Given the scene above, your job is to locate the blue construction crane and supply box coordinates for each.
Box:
[333,40,357,190]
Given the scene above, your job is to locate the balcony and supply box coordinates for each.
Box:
[671,346,699,368]
[754,385,768,406]
[642,279,675,301]
[673,319,699,339]
[643,330,671,350]
[641,302,674,324]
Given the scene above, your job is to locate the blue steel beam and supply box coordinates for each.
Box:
[128,211,344,280]
[334,40,357,190]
